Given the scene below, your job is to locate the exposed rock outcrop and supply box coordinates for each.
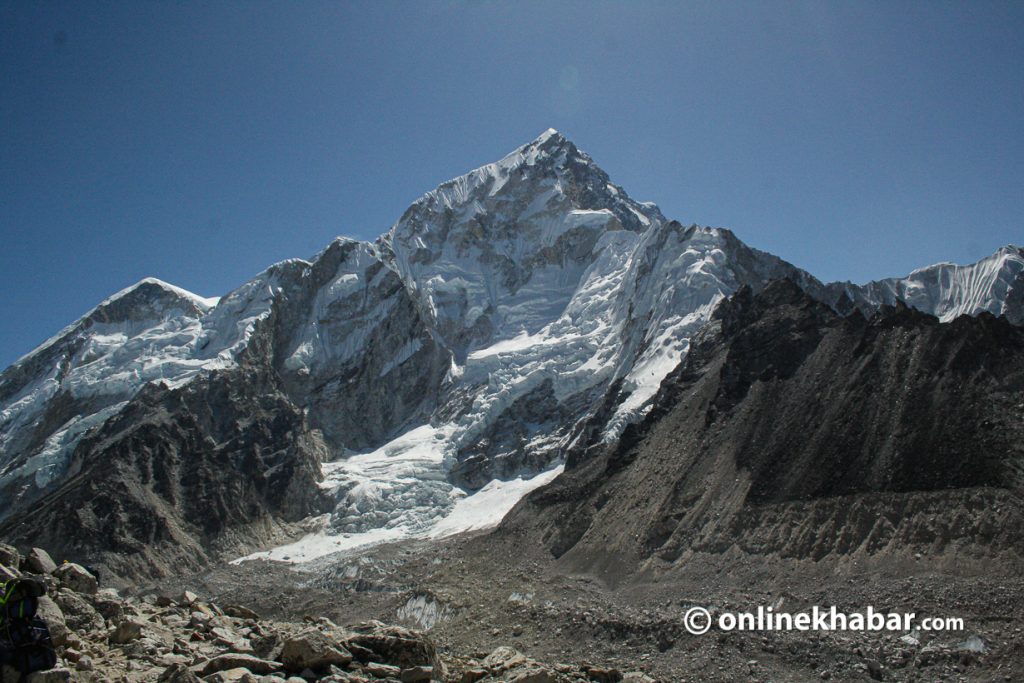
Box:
[502,279,1024,578]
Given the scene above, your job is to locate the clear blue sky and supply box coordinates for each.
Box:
[2,1,1022,368]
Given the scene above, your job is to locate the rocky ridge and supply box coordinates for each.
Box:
[499,279,1024,581]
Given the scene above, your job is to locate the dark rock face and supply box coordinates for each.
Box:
[451,379,578,490]
[0,366,329,582]
[265,240,449,453]
[502,280,1024,577]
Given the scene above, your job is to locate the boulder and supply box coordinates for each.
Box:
[158,664,203,683]
[506,668,558,683]
[109,618,143,644]
[400,666,435,682]
[52,563,97,595]
[203,667,261,682]
[585,666,623,682]
[364,662,401,678]
[54,589,105,633]
[23,548,57,575]
[210,626,253,653]
[35,596,68,647]
[200,654,280,676]
[346,623,440,672]
[280,629,352,672]
[0,544,20,569]
[479,648,558,683]
[110,616,174,648]
[483,647,528,673]
[224,605,260,620]
[91,593,125,620]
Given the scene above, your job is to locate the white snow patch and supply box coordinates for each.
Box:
[428,465,564,539]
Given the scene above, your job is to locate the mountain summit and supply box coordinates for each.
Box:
[1,132,1021,578]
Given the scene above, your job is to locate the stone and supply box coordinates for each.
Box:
[459,670,487,683]
[191,611,213,629]
[52,563,98,595]
[346,624,440,671]
[110,619,144,644]
[54,588,105,633]
[200,654,281,677]
[364,662,401,678]
[158,663,203,683]
[346,642,376,662]
[280,629,353,672]
[483,647,529,673]
[204,668,260,683]
[91,594,125,621]
[622,674,656,683]
[506,668,557,683]
[24,669,71,683]
[110,616,175,648]
[179,590,199,606]
[35,596,68,647]
[23,548,57,575]
[400,666,434,682]
[211,626,253,653]
[75,656,94,672]
[0,544,20,569]
[585,665,623,682]
[224,605,260,620]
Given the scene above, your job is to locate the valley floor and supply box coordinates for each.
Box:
[179,532,1024,683]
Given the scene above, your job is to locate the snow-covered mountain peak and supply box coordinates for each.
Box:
[534,127,563,143]
[379,132,667,355]
[497,127,571,168]
[93,277,218,319]
[386,130,661,242]
[3,131,1022,570]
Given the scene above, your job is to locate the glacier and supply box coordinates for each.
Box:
[1,129,1021,564]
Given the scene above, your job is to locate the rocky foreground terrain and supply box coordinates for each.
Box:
[185,530,1020,683]
[6,536,1021,683]
[0,543,653,683]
